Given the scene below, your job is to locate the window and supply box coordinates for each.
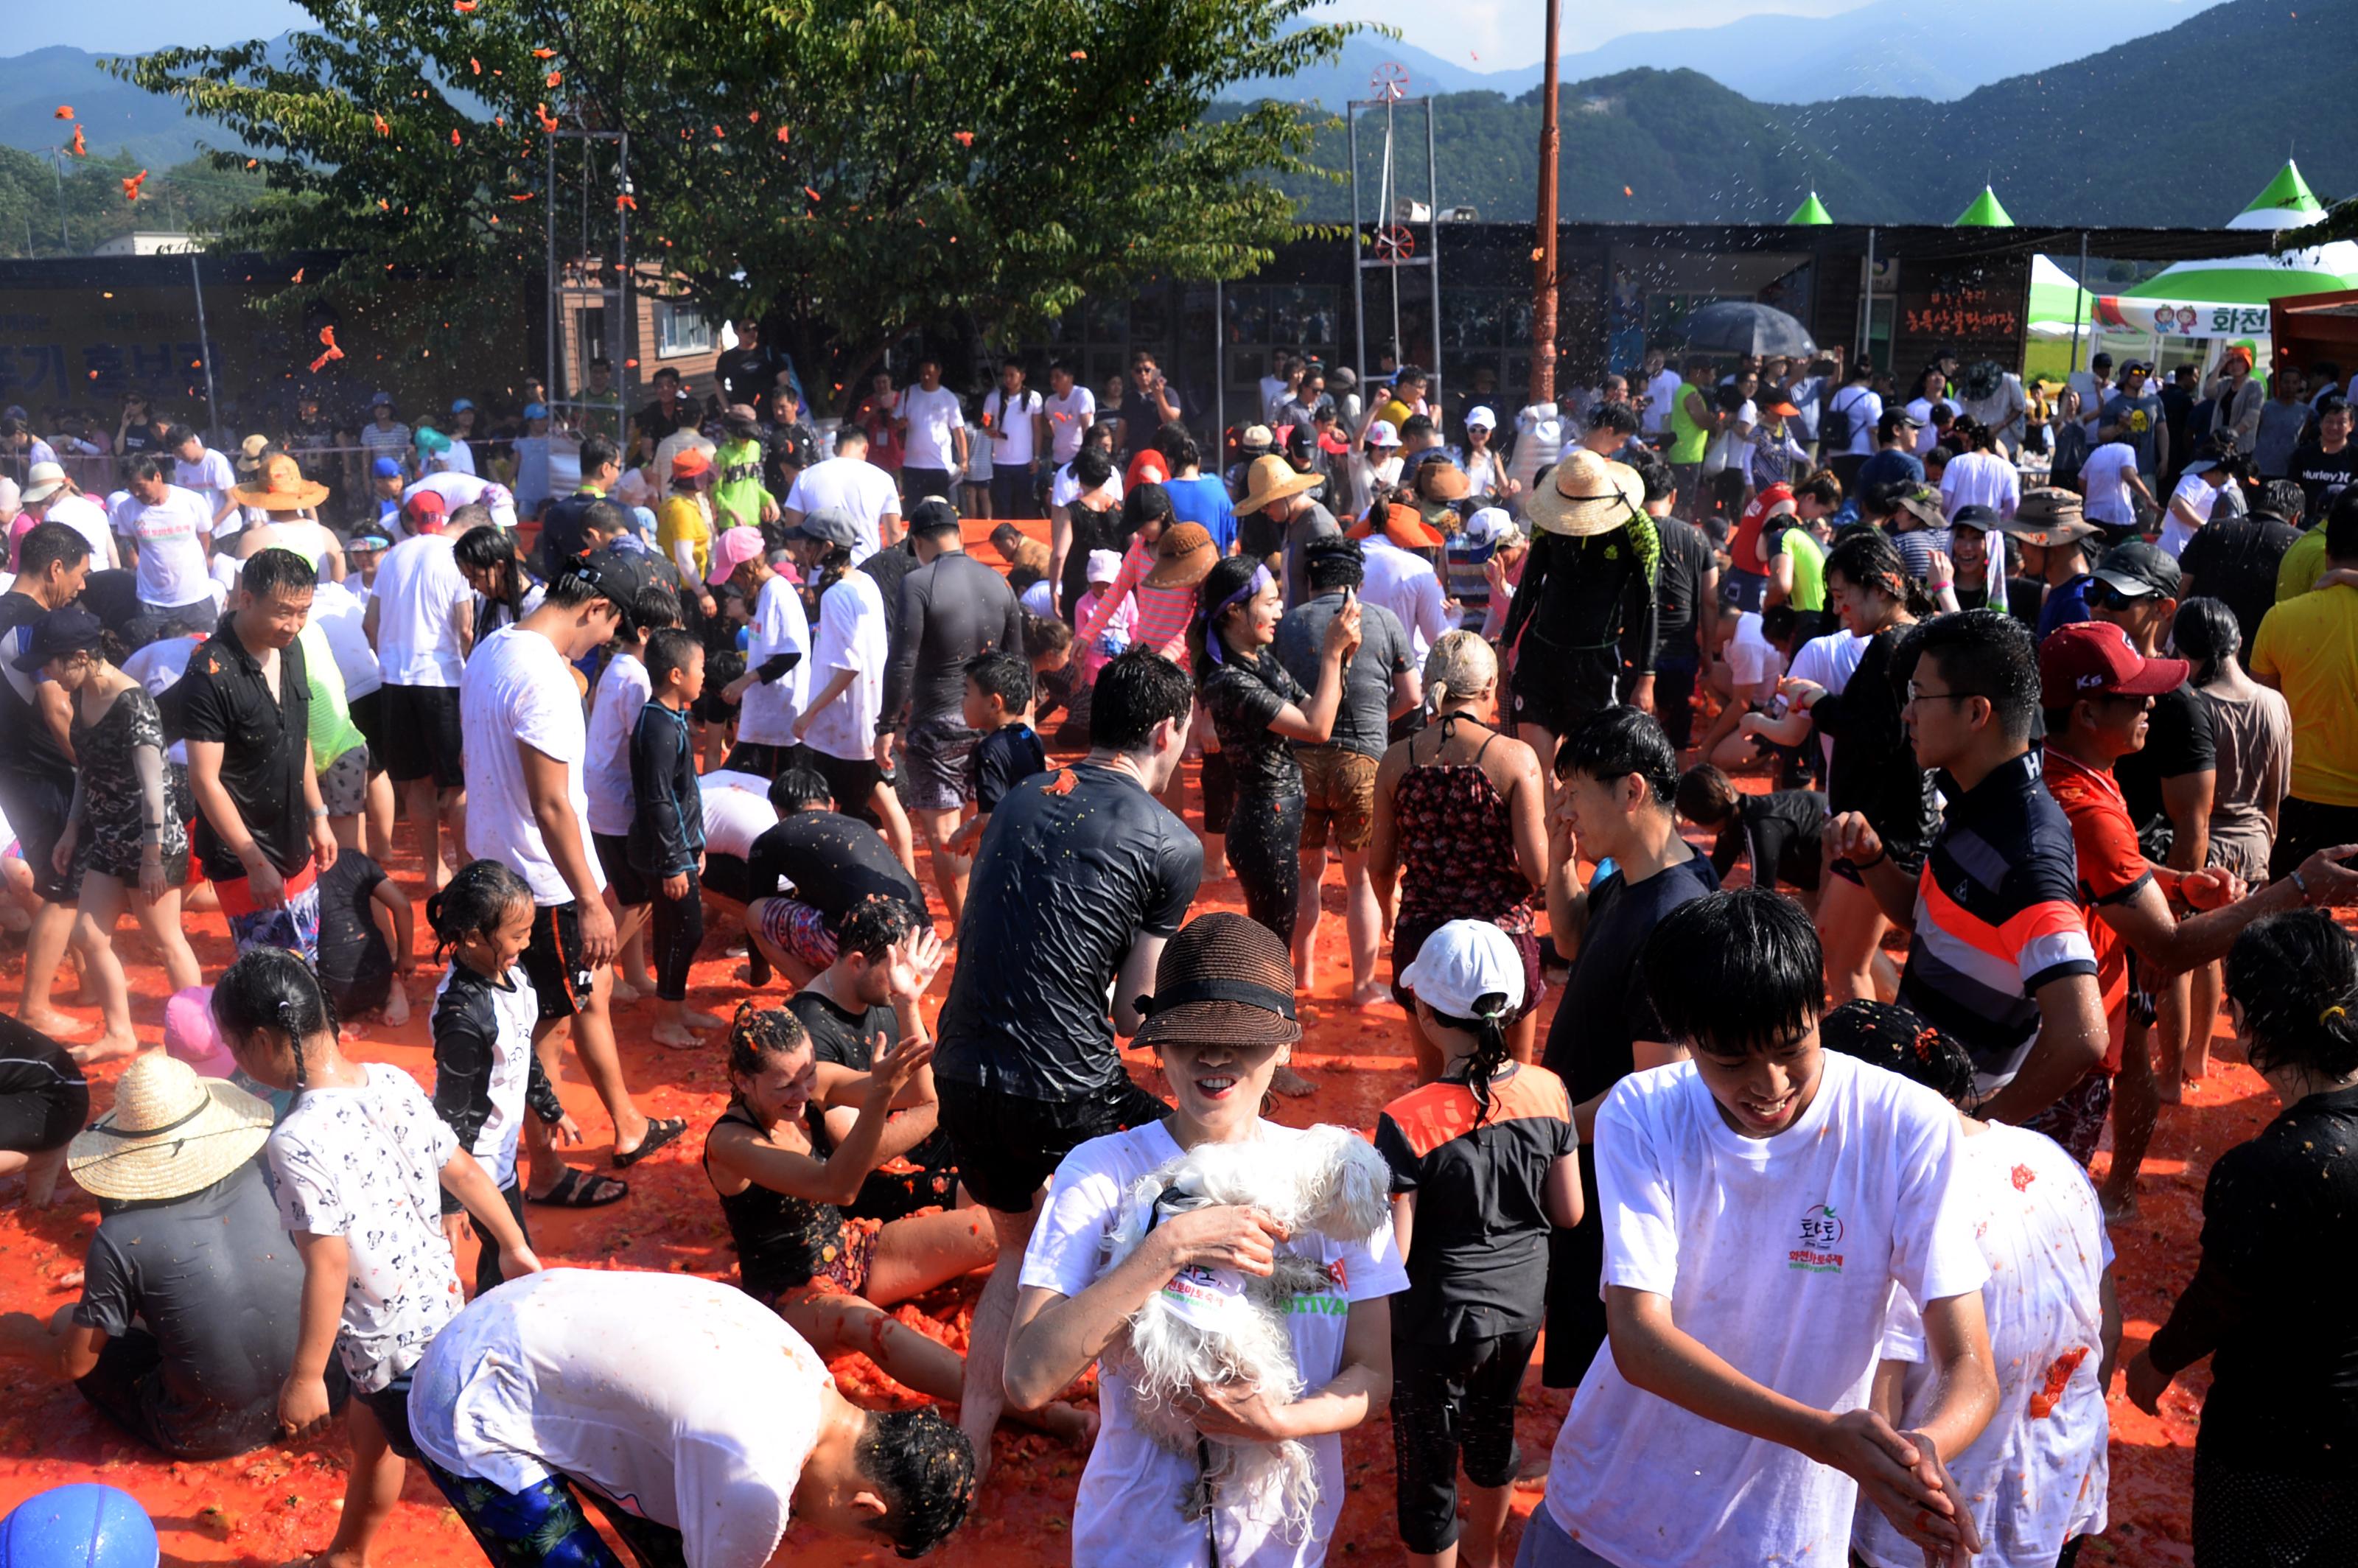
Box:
[653,301,713,358]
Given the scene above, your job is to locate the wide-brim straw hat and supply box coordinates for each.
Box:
[67,1054,273,1202]
[1234,454,1323,517]
[1133,911,1303,1052]
[1141,522,1217,589]
[1524,449,1643,537]
[230,452,330,511]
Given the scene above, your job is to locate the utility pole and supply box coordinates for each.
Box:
[1529,0,1561,405]
[49,148,69,253]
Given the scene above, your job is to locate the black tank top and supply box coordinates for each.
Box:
[703,1103,842,1301]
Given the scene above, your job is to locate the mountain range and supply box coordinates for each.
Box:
[1258,0,2357,229]
[1245,0,2233,107]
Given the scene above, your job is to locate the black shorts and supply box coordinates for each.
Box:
[1509,640,1620,742]
[0,769,80,905]
[592,832,652,909]
[0,1023,88,1155]
[520,900,593,1023]
[901,713,980,813]
[378,684,465,788]
[811,751,887,828]
[346,687,388,776]
[936,1074,1172,1213]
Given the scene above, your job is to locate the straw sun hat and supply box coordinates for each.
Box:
[1141,522,1218,589]
[1523,449,1643,538]
[66,1054,273,1202]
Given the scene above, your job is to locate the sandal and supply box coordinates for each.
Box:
[612,1116,689,1169]
[530,1168,629,1208]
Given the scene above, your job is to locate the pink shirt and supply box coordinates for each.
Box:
[1077,536,1195,668]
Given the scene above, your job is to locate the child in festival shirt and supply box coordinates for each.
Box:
[1523,887,1995,1568]
[211,947,539,1568]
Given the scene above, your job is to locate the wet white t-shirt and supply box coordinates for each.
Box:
[409,1270,829,1568]
[735,573,811,746]
[800,571,888,763]
[1021,1120,1409,1568]
[785,458,900,566]
[267,1063,461,1391]
[584,650,651,839]
[1541,1051,1988,1568]
[461,624,604,907]
[371,534,473,687]
[697,772,779,861]
[1853,1122,2111,1568]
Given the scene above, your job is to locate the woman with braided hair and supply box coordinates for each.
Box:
[1375,920,1580,1568]
[2130,911,2358,1563]
[701,994,1094,1449]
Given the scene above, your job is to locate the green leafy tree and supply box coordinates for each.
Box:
[113,0,1362,412]
[0,147,270,259]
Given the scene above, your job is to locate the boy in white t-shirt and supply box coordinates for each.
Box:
[2158,452,2233,559]
[1522,887,1997,1568]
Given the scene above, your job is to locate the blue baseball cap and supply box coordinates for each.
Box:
[449,397,475,413]
[371,455,403,478]
[369,391,393,407]
[523,402,549,421]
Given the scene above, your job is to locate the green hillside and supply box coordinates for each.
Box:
[1269,0,2358,228]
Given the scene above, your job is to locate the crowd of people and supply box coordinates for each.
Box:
[0,329,2354,1568]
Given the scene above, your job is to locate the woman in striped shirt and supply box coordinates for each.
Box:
[1075,486,1217,668]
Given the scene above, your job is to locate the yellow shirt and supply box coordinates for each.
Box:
[1374,396,1415,432]
[2276,526,2331,603]
[2250,582,2358,807]
[657,492,713,584]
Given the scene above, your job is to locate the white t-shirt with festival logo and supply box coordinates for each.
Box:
[461,624,604,908]
[120,486,215,609]
[267,1062,462,1392]
[1021,1120,1410,1568]
[1542,1050,1988,1568]
[1853,1121,2111,1568]
[410,1270,830,1568]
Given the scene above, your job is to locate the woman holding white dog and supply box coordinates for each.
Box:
[1004,911,1406,1567]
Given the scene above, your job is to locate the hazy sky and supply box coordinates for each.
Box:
[21,0,1871,68]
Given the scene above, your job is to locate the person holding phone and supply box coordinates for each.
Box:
[1190,556,1361,1095]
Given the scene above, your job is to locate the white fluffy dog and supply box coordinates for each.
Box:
[1100,1123,1393,1537]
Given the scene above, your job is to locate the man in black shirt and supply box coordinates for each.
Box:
[536,435,623,575]
[786,896,959,1223]
[743,766,928,987]
[181,547,337,963]
[1631,449,1715,748]
[1119,351,1183,460]
[2180,479,2306,651]
[2287,394,2357,519]
[1538,707,1718,1387]
[931,646,1199,1477]
[713,318,795,419]
[879,499,1024,927]
[0,523,94,1038]
[631,367,697,461]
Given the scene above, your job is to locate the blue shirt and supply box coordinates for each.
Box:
[1854,447,1925,497]
[1161,474,1238,556]
[2036,573,2096,640]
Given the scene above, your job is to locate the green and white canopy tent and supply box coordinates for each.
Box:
[2094,161,2358,340]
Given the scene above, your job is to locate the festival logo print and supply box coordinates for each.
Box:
[1790,1203,1845,1274]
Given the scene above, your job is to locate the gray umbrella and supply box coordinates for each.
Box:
[1679,301,1817,358]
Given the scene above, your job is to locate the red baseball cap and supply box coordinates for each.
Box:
[2037,621,2188,710]
[402,489,448,533]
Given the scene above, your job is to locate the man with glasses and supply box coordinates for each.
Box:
[1825,610,2108,1127]
[2033,621,2358,1213]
